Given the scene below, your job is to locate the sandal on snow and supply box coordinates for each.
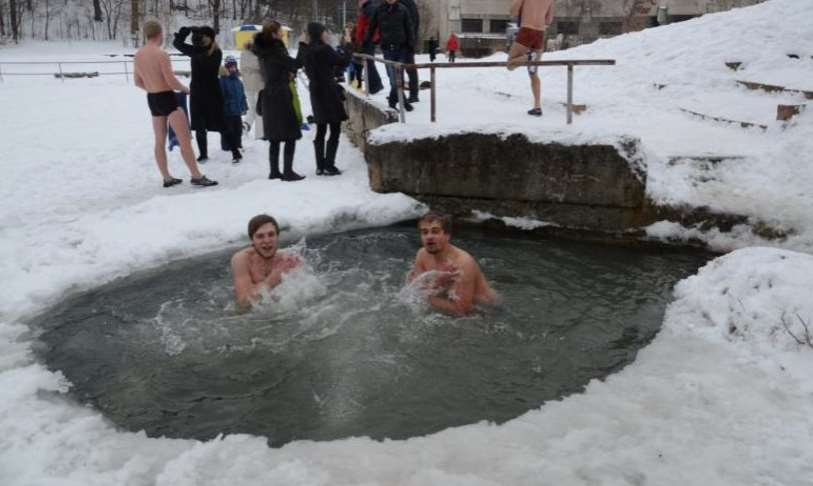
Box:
[163,177,182,188]
[191,175,218,187]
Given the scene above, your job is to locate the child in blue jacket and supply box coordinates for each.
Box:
[220,55,248,163]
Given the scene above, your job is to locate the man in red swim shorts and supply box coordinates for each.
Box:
[507,0,556,117]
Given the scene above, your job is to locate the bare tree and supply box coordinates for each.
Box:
[43,0,50,39]
[92,0,102,21]
[0,0,6,37]
[208,0,219,33]
[10,0,18,42]
[100,0,125,39]
[130,0,138,43]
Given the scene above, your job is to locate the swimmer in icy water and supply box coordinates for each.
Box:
[408,211,498,316]
[231,214,301,310]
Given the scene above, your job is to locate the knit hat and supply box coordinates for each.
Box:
[198,25,216,39]
[307,22,326,44]
[224,55,238,67]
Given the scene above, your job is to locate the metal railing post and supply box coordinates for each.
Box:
[396,64,406,123]
[430,66,437,123]
[566,63,574,125]
[123,61,129,84]
[363,56,370,97]
[58,62,64,82]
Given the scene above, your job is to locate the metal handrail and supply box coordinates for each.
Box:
[352,53,615,124]
[0,58,191,83]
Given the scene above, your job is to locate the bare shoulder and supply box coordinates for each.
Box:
[453,246,478,268]
[231,247,253,267]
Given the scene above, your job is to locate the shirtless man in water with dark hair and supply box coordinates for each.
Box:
[231,214,301,310]
[408,211,497,316]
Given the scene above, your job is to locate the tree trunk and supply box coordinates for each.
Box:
[10,0,18,42]
[93,0,102,21]
[0,0,6,37]
[130,0,138,44]
[210,0,220,34]
[44,0,49,39]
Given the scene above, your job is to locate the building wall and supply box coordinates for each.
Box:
[425,0,765,54]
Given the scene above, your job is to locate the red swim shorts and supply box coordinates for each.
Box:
[516,27,545,51]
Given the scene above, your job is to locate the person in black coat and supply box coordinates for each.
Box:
[365,0,414,111]
[428,36,438,63]
[252,22,305,182]
[399,0,420,103]
[299,22,352,176]
[173,25,225,162]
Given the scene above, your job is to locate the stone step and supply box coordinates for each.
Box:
[737,80,813,99]
[679,107,768,131]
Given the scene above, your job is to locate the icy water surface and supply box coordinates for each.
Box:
[33,226,708,446]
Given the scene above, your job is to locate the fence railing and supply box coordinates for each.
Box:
[353,53,615,125]
[0,58,191,83]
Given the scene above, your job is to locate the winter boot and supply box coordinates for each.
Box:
[324,137,341,176]
[313,140,326,176]
[281,150,304,182]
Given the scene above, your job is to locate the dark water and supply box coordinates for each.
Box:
[32,225,708,446]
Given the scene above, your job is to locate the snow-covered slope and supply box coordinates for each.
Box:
[369,0,813,252]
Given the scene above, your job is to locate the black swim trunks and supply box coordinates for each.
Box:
[147,91,179,117]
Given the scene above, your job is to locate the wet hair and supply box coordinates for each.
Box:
[261,20,282,42]
[248,214,280,239]
[143,20,162,40]
[418,211,452,234]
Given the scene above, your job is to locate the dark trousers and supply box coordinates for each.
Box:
[220,115,243,155]
[269,140,296,175]
[363,44,384,94]
[382,46,408,106]
[404,48,419,101]
[314,122,341,171]
[195,129,208,157]
[449,50,456,62]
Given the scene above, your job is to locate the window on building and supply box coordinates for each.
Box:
[461,18,484,33]
[490,19,510,34]
[599,22,623,36]
[556,21,579,35]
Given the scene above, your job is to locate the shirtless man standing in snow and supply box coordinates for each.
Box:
[408,212,497,316]
[133,19,217,188]
[231,214,302,310]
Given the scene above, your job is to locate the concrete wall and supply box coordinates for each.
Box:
[343,89,399,152]
[365,133,653,233]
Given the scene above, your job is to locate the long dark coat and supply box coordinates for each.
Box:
[298,41,351,125]
[252,35,302,142]
[173,32,225,132]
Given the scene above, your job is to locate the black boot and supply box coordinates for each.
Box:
[196,130,208,161]
[313,140,326,176]
[268,142,282,180]
[281,142,304,181]
[324,135,341,176]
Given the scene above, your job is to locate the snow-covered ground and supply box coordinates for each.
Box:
[366,0,813,253]
[1,1,812,484]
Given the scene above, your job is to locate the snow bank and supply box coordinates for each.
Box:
[364,0,813,252]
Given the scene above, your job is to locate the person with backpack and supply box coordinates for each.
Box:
[299,22,353,176]
[252,21,306,182]
[173,25,226,162]
[219,55,248,164]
